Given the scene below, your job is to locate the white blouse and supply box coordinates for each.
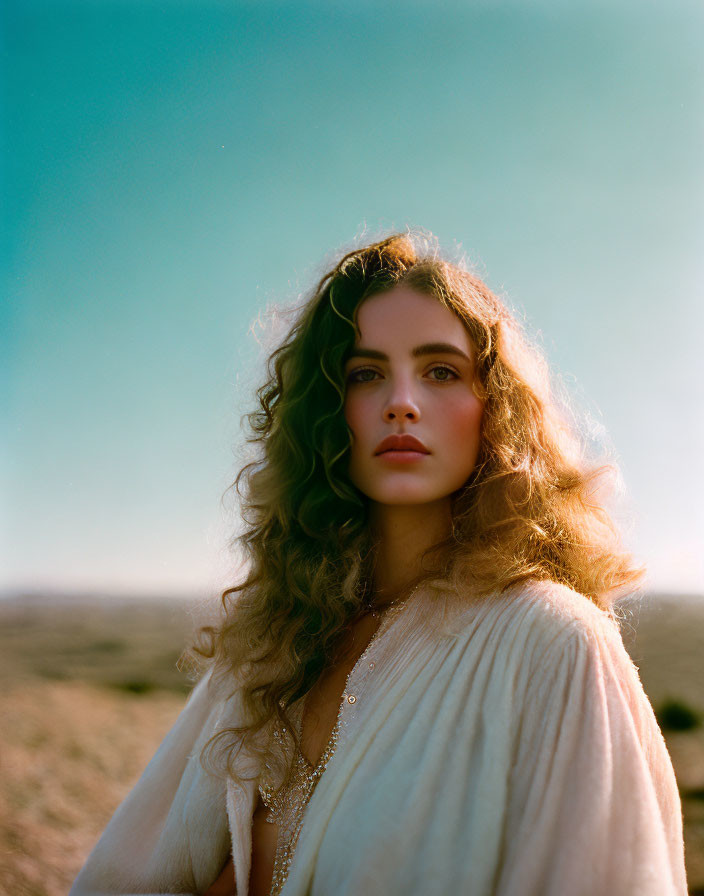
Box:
[69,579,688,896]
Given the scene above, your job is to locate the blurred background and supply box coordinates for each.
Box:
[1,0,703,893]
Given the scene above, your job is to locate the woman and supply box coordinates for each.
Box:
[70,233,688,895]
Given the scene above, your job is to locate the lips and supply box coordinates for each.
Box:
[374,433,430,455]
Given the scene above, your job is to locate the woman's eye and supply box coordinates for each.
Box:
[428,365,459,382]
[347,367,379,383]
[347,365,459,383]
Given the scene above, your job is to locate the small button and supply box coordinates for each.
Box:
[346,694,357,704]
[368,661,375,670]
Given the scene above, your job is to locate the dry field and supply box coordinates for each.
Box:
[0,591,702,896]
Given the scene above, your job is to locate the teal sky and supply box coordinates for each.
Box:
[2,0,703,597]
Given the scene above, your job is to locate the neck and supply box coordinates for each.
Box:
[368,498,452,603]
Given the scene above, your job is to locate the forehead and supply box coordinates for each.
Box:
[354,286,472,351]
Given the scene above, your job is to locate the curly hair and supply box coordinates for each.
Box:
[187,230,643,793]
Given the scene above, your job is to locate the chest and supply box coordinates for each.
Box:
[298,613,383,768]
[247,614,383,896]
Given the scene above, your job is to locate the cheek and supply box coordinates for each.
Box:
[441,395,484,450]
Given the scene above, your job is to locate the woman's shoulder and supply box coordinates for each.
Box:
[434,578,645,721]
[438,576,627,671]
[485,579,642,695]
[444,576,617,634]
[502,578,620,637]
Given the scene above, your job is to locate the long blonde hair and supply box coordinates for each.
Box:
[189,231,642,790]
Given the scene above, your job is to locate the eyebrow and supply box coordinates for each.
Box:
[347,342,472,364]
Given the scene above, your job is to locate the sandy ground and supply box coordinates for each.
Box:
[0,680,185,896]
[0,591,702,895]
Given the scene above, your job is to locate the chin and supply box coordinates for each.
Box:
[367,485,449,506]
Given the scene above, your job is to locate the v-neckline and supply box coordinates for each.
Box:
[294,592,416,772]
[254,586,425,896]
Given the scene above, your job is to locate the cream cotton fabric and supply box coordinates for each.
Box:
[69,579,688,896]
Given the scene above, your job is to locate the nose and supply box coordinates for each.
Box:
[383,378,421,422]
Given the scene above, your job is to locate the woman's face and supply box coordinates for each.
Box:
[343,286,484,507]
